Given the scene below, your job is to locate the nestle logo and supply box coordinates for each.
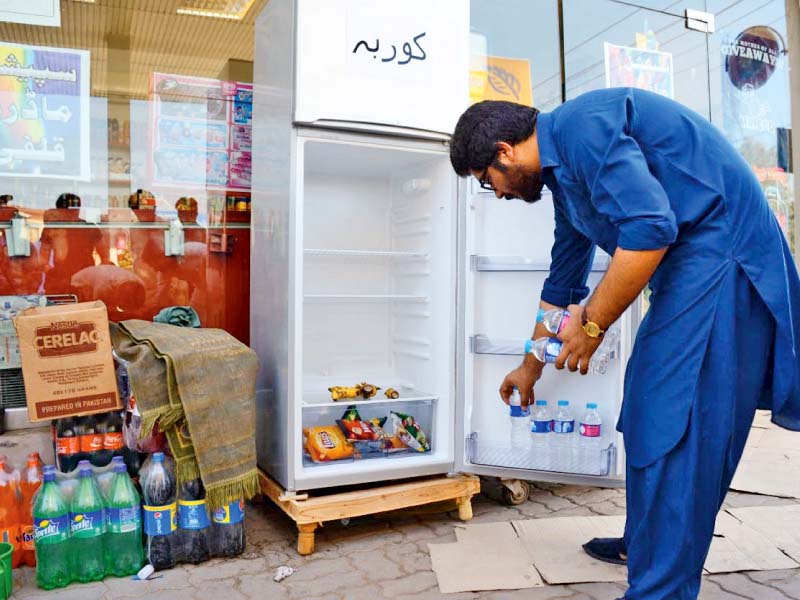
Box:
[34,321,100,358]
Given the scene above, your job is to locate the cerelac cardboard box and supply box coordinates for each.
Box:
[15,300,120,422]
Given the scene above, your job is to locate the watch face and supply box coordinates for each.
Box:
[584,322,602,337]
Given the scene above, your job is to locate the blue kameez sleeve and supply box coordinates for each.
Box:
[541,198,595,307]
[559,92,678,251]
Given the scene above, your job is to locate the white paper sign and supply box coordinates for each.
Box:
[0,0,60,28]
[295,0,469,135]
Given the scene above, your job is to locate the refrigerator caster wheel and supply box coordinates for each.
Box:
[500,480,529,506]
[340,518,351,526]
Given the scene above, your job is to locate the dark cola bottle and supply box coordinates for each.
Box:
[76,415,103,467]
[211,499,246,558]
[55,418,80,473]
[98,411,125,468]
[177,478,211,564]
[140,452,177,570]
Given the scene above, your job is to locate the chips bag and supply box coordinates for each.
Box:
[388,411,431,453]
[303,426,355,462]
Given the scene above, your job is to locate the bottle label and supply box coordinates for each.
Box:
[531,419,552,434]
[80,433,104,453]
[71,509,107,538]
[56,436,79,456]
[580,423,602,438]
[178,500,211,530]
[212,500,245,525]
[553,419,575,434]
[104,432,125,450]
[509,406,530,418]
[143,503,178,536]
[34,515,70,544]
[108,506,141,533]
[544,341,561,363]
[21,525,35,550]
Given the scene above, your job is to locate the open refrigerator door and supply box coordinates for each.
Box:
[457,180,632,492]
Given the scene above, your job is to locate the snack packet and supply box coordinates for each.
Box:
[387,412,431,453]
[303,426,355,462]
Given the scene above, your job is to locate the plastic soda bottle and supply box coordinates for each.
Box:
[0,457,21,568]
[178,478,211,564]
[140,452,177,570]
[105,459,144,577]
[20,453,44,567]
[211,500,246,558]
[55,418,80,473]
[70,460,107,582]
[33,466,72,590]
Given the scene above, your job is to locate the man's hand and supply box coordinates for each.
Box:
[500,355,545,408]
[554,304,603,375]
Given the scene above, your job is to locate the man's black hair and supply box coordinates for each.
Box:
[450,101,540,177]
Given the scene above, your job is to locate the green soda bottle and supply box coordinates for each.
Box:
[70,460,107,582]
[105,457,144,576]
[32,466,72,590]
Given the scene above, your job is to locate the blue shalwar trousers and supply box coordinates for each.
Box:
[622,267,774,600]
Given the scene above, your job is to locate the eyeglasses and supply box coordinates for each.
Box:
[478,168,495,191]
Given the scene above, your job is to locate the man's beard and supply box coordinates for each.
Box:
[501,164,545,204]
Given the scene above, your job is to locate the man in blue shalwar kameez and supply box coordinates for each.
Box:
[449,88,800,600]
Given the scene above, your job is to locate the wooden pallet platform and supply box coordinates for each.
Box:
[258,470,481,555]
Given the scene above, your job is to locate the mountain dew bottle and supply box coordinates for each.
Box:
[105,459,144,576]
[70,460,107,582]
[33,466,72,590]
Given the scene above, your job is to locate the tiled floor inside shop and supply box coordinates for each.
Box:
[10,481,800,600]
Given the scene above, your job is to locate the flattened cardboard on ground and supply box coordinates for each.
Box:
[429,522,544,593]
[745,426,799,450]
[512,515,628,584]
[14,301,120,422]
[751,410,774,429]
[704,510,799,573]
[728,505,800,564]
[730,446,800,499]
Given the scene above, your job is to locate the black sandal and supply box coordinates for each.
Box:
[582,537,628,565]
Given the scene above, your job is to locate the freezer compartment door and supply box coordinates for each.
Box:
[458,182,628,483]
[293,0,469,135]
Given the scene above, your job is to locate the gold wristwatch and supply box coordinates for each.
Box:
[581,309,605,338]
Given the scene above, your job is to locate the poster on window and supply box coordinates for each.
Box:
[0,41,90,180]
[149,73,252,191]
[603,42,674,99]
[469,55,533,107]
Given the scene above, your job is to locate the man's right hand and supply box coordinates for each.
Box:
[499,355,545,409]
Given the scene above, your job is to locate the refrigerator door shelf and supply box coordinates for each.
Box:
[468,435,617,478]
[471,334,620,361]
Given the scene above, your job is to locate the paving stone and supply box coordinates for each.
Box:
[706,573,795,600]
[380,571,438,597]
[187,556,269,584]
[237,572,291,600]
[348,548,404,580]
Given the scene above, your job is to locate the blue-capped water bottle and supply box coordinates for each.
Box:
[529,400,552,448]
[509,387,531,450]
[525,338,610,374]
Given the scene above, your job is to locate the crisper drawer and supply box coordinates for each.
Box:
[302,399,435,467]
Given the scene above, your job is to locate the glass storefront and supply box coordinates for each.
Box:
[0,1,260,344]
[472,0,797,251]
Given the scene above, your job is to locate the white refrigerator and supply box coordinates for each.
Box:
[250,0,631,494]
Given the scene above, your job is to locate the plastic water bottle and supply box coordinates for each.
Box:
[553,400,575,435]
[178,478,211,564]
[140,452,177,571]
[525,338,610,374]
[211,500,246,558]
[529,400,552,447]
[537,308,571,334]
[509,388,531,450]
[20,453,44,567]
[33,466,72,590]
[105,459,144,577]
[579,402,603,468]
[70,460,107,582]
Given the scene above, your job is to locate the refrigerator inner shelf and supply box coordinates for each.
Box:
[305,248,429,260]
[303,388,437,408]
[471,255,610,272]
[469,437,616,477]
